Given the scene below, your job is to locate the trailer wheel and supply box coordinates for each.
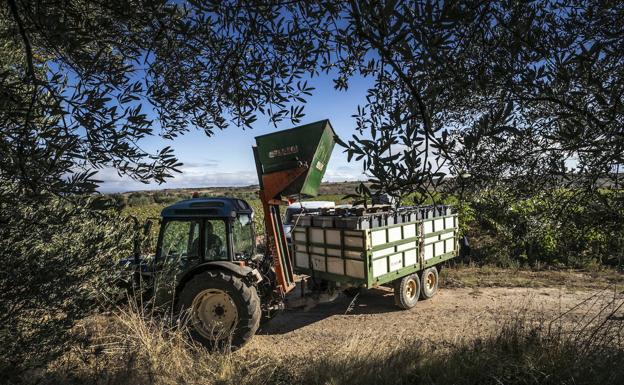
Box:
[178,270,260,350]
[393,274,420,309]
[420,267,439,300]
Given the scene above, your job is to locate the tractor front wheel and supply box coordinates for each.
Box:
[178,270,260,350]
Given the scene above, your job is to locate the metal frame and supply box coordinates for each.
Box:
[253,146,302,295]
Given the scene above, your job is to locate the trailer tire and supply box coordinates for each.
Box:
[177,270,260,351]
[420,267,439,300]
[393,274,420,309]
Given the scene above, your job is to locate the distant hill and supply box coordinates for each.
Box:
[107,181,365,208]
[116,181,364,198]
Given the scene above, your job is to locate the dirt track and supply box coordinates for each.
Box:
[245,285,621,358]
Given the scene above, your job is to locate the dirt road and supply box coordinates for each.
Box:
[246,285,621,358]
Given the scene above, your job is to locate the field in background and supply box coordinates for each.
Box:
[114,181,361,207]
[110,182,624,273]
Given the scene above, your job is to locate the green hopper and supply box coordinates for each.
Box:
[254,119,336,197]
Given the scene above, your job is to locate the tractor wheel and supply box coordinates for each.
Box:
[393,274,420,310]
[178,270,260,350]
[420,267,439,300]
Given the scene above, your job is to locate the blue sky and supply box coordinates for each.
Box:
[98,73,374,193]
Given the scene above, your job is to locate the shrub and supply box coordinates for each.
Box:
[153,192,179,204]
[465,188,624,268]
[128,192,153,207]
[0,183,134,379]
[108,194,128,210]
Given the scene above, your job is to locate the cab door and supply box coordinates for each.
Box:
[153,218,202,305]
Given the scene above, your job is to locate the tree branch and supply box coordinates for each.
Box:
[7,0,35,80]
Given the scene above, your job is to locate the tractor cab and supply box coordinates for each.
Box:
[156,197,256,271]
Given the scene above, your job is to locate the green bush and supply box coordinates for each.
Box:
[465,188,624,268]
[127,192,153,206]
[108,193,128,210]
[0,183,134,378]
[153,191,180,204]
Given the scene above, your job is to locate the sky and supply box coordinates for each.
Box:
[97,73,374,193]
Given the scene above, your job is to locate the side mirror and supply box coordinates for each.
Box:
[237,215,251,226]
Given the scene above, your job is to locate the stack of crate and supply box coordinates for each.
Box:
[293,204,453,230]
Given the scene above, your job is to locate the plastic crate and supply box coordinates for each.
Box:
[335,215,372,230]
[312,215,336,228]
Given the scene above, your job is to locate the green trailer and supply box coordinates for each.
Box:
[291,211,459,308]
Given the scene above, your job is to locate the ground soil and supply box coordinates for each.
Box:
[245,282,622,359]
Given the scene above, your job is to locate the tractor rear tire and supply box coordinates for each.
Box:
[178,270,260,351]
[419,267,439,300]
[393,274,420,310]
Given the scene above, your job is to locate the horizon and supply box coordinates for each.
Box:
[104,179,364,195]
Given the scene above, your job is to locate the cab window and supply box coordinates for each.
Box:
[232,214,254,260]
[205,219,227,260]
[160,220,201,263]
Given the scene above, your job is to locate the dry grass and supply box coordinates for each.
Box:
[415,294,624,385]
[41,302,277,385]
[301,290,624,385]
[27,285,624,385]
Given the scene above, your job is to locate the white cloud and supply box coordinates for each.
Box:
[97,160,366,193]
[96,162,258,193]
[323,165,366,182]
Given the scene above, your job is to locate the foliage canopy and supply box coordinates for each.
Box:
[1,0,623,376]
[2,1,622,197]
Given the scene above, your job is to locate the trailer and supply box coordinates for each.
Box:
[291,206,459,307]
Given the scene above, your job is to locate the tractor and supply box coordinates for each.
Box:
[132,120,336,349]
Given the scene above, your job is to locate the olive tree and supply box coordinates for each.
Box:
[2,0,623,374]
[332,0,624,202]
